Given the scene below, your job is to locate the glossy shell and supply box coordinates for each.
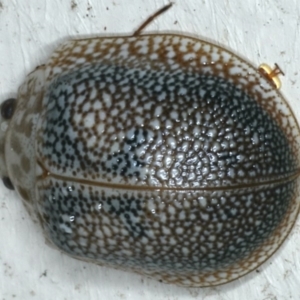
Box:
[0,33,300,287]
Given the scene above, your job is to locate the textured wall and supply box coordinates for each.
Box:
[0,0,299,299]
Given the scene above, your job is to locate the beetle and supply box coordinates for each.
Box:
[0,3,299,287]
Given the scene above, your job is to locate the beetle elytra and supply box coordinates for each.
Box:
[0,4,299,287]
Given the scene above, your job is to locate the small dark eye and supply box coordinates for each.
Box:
[2,176,14,190]
[1,98,17,120]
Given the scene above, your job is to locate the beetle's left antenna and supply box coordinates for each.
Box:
[133,3,173,36]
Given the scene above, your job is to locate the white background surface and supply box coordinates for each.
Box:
[0,0,300,299]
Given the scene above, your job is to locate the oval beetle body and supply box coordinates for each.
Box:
[0,5,300,287]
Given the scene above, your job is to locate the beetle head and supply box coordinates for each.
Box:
[0,98,17,189]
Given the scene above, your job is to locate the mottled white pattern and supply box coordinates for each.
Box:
[0,32,299,288]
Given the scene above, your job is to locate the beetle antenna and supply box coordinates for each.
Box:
[133,3,173,36]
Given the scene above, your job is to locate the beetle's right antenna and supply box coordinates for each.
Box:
[133,3,173,36]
